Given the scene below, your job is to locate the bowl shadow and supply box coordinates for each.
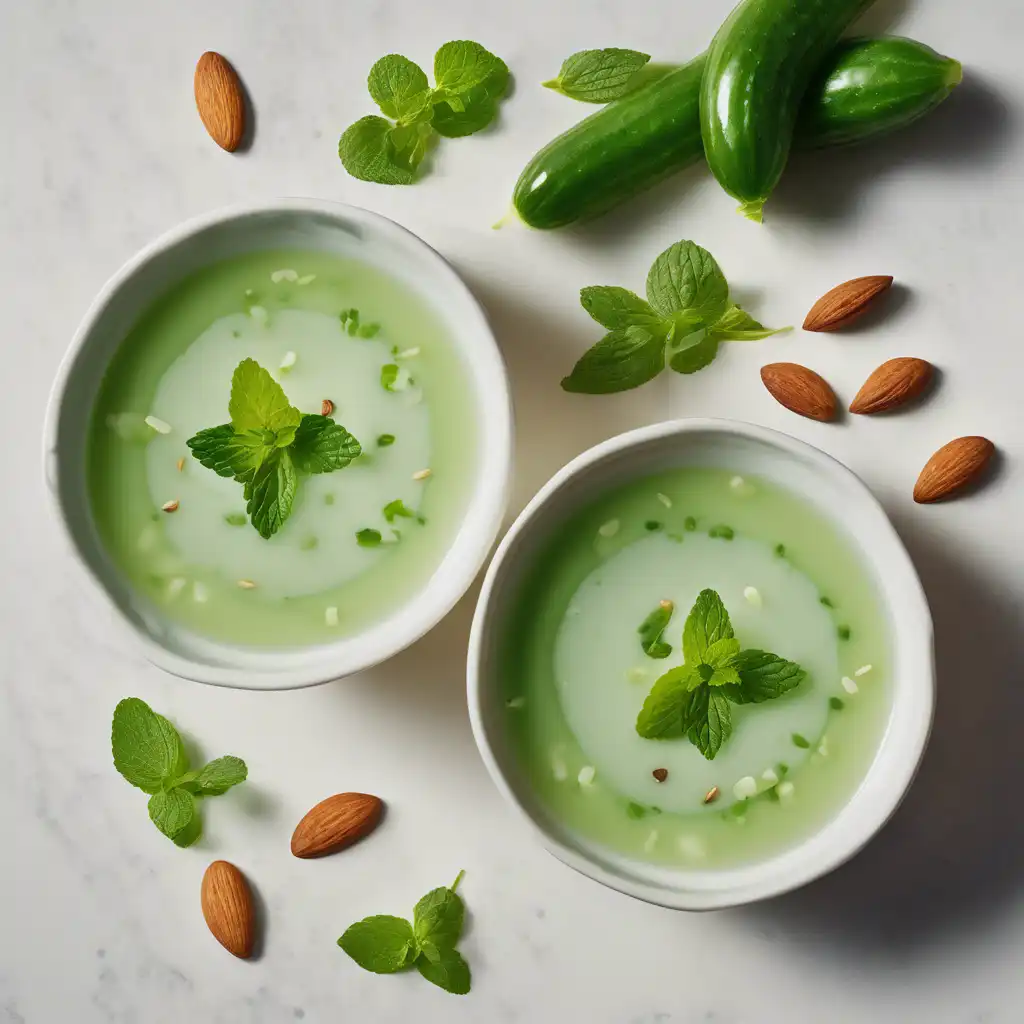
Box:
[737,512,1024,951]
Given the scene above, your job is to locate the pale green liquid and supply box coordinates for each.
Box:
[502,469,891,869]
[87,249,476,646]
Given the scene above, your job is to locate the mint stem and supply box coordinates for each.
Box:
[451,869,465,893]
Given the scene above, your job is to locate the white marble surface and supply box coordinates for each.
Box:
[2,0,1023,1020]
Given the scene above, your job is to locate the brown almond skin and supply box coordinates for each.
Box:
[803,276,893,332]
[194,52,245,152]
[291,792,383,859]
[201,861,255,959]
[760,363,837,422]
[914,437,995,503]
[849,357,933,414]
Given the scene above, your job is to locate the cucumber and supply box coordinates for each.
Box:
[700,0,875,221]
[514,37,959,230]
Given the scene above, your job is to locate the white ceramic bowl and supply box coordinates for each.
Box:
[467,419,933,910]
[45,199,512,689]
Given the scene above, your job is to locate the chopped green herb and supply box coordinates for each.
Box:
[777,762,789,776]
[383,499,423,524]
[358,323,381,338]
[792,733,811,749]
[562,240,787,394]
[838,625,851,641]
[377,434,396,447]
[187,359,360,539]
[708,524,735,540]
[644,520,662,532]
[766,786,781,802]
[338,872,471,995]
[637,600,674,659]
[635,589,805,759]
[380,364,408,391]
[111,698,247,848]
[224,512,247,526]
[684,516,697,532]
[775,543,786,557]
[820,596,834,608]
[357,528,383,548]
[829,697,845,710]
[626,801,662,819]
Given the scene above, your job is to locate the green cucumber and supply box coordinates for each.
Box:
[514,37,959,230]
[700,0,876,221]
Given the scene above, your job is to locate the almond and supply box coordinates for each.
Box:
[803,276,893,332]
[760,363,837,422]
[201,860,255,958]
[291,792,384,859]
[194,52,246,152]
[849,357,934,414]
[914,436,995,503]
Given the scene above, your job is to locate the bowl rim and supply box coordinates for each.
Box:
[43,197,513,689]
[466,417,935,910]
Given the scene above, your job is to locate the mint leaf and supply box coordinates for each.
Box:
[638,601,674,659]
[704,636,741,670]
[377,434,396,447]
[228,358,301,435]
[338,916,417,974]
[246,449,298,539]
[686,686,732,760]
[290,414,361,474]
[561,326,665,394]
[187,425,267,488]
[413,885,464,958]
[720,650,806,704]
[432,82,504,137]
[357,528,383,547]
[709,304,787,342]
[191,756,248,795]
[433,41,507,96]
[635,665,702,739]
[579,286,664,332]
[383,499,419,524]
[380,364,402,391]
[646,240,730,323]
[147,787,197,843]
[669,334,720,375]
[417,947,471,995]
[543,48,650,103]
[339,115,416,185]
[682,589,735,665]
[367,54,432,123]
[111,698,188,794]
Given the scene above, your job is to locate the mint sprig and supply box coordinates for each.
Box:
[638,600,674,659]
[562,240,788,394]
[338,872,471,995]
[111,698,247,847]
[187,359,360,539]
[543,48,651,103]
[340,42,508,185]
[636,589,806,759]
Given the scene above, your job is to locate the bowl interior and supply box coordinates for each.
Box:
[469,421,933,909]
[47,202,511,687]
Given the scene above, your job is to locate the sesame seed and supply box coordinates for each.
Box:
[296,274,316,286]
[841,676,859,694]
[396,346,421,359]
[161,500,179,513]
[761,768,779,787]
[237,579,257,590]
[653,768,668,782]
[626,666,648,684]
[176,457,185,472]
[279,350,297,372]
[743,586,762,608]
[270,268,299,283]
[656,493,672,508]
[733,776,757,800]
[597,519,620,538]
[166,577,187,598]
[325,606,339,627]
[145,415,171,435]
[412,468,432,481]
[703,786,719,804]
[659,599,673,611]
[855,664,873,677]
[577,765,596,787]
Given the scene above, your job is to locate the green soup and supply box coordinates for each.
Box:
[87,249,476,646]
[501,468,891,869]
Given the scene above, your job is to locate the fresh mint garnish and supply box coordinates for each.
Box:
[380,364,400,391]
[187,359,360,539]
[562,240,787,394]
[638,600,674,659]
[377,433,396,447]
[338,872,471,995]
[357,528,383,547]
[339,42,508,184]
[111,698,247,847]
[636,589,806,759]
[543,48,651,103]
[383,499,423,524]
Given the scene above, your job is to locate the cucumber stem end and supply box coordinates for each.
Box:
[738,199,765,223]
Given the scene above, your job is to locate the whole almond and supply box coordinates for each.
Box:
[291,792,384,859]
[201,860,255,959]
[760,363,837,421]
[803,276,893,332]
[194,52,245,152]
[849,357,934,414]
[914,436,995,503]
